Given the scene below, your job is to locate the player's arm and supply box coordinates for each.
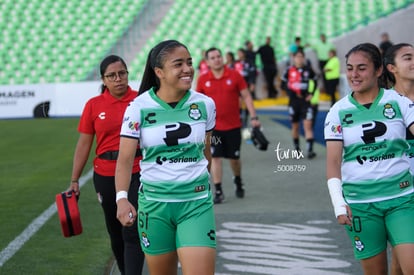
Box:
[204,131,213,172]
[240,88,261,128]
[115,136,138,226]
[408,122,414,136]
[69,133,94,195]
[326,140,352,226]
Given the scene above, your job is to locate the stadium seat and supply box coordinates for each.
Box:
[1,0,414,85]
[0,0,149,85]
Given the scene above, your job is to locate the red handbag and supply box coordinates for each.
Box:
[55,191,83,237]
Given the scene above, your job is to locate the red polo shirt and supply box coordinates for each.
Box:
[78,86,140,176]
[196,66,247,130]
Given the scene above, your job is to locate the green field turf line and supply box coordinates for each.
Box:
[0,169,93,267]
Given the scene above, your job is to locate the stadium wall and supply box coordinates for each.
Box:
[333,3,414,73]
[0,81,140,119]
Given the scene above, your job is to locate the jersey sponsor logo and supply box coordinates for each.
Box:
[98,112,105,120]
[128,121,139,131]
[407,141,414,158]
[356,155,367,164]
[331,124,342,134]
[145,112,156,124]
[361,143,387,151]
[164,147,189,153]
[155,155,198,165]
[368,153,395,162]
[361,121,386,144]
[342,113,354,125]
[155,156,167,165]
[383,103,396,119]
[188,103,202,120]
[356,152,395,165]
[164,122,192,146]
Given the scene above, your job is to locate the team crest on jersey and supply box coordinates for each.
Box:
[141,232,150,248]
[383,103,396,119]
[188,103,202,120]
[354,236,364,252]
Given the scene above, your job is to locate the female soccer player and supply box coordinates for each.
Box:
[115,40,216,275]
[383,43,414,275]
[324,43,414,274]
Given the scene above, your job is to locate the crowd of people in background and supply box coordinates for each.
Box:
[197,34,340,103]
[65,30,405,274]
[195,32,397,110]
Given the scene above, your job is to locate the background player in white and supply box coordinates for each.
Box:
[382,42,414,275]
[325,43,414,274]
[115,40,216,275]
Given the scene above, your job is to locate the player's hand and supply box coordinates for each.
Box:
[337,205,352,226]
[250,119,261,128]
[67,181,80,196]
[116,199,136,227]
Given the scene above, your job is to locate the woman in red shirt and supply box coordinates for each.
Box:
[68,55,144,275]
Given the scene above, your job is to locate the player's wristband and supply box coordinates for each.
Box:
[116,191,128,203]
[71,179,79,183]
[327,178,347,218]
[250,116,259,121]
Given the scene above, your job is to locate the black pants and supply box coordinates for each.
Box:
[93,172,144,275]
[325,78,340,106]
[318,60,328,90]
[263,66,278,98]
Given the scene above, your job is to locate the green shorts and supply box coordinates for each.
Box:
[345,193,414,260]
[137,191,216,255]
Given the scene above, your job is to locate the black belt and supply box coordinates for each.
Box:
[98,150,141,160]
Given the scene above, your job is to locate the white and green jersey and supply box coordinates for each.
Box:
[120,88,216,202]
[324,88,414,203]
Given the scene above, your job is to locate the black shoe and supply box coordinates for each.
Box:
[308,151,316,159]
[233,177,245,198]
[235,186,245,198]
[214,192,225,204]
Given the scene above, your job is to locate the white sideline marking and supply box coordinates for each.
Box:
[0,169,93,267]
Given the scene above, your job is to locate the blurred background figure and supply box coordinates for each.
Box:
[307,34,336,93]
[379,32,393,56]
[244,40,258,99]
[323,49,341,106]
[198,49,210,75]
[287,36,303,65]
[225,51,236,69]
[257,36,279,98]
[197,47,261,204]
[281,49,318,159]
